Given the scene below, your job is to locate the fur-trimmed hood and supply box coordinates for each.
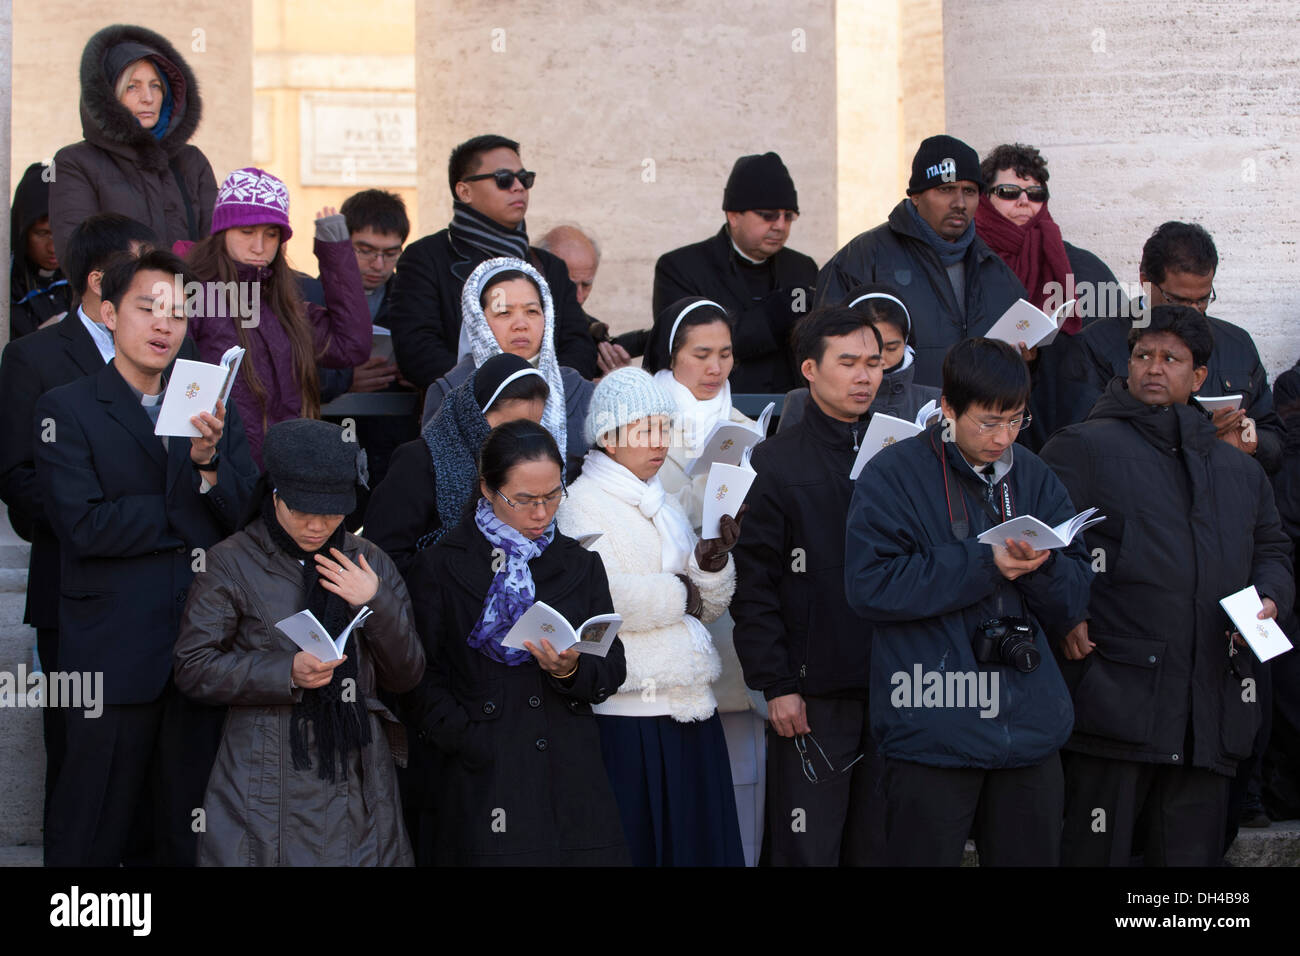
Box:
[77,23,203,169]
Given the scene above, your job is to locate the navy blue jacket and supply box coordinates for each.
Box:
[844,425,1090,768]
[35,361,258,705]
[815,201,1028,388]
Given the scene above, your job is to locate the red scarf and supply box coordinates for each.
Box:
[975,195,1080,334]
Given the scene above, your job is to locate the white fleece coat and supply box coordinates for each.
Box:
[558,475,735,722]
[658,405,760,716]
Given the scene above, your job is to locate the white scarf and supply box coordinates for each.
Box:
[580,448,696,573]
[461,257,567,462]
[653,368,732,456]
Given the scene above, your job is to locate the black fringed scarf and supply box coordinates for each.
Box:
[260,495,372,781]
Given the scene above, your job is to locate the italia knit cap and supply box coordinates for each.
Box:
[263,419,359,515]
[722,152,799,213]
[907,135,982,195]
[584,367,677,447]
[211,167,294,240]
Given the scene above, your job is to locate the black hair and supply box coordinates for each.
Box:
[644,297,734,374]
[1127,304,1214,368]
[488,372,550,409]
[479,269,544,310]
[478,419,564,493]
[980,143,1050,188]
[99,248,188,311]
[841,283,912,338]
[942,338,1031,417]
[793,305,883,367]
[340,189,410,242]
[64,213,158,296]
[448,134,522,198]
[1140,221,1218,285]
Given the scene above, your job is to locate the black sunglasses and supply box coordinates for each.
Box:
[990,184,1049,203]
[463,168,536,190]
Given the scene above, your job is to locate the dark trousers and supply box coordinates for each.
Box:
[883,754,1064,866]
[45,681,224,867]
[1226,659,1273,848]
[764,695,885,866]
[36,627,65,830]
[1061,750,1230,867]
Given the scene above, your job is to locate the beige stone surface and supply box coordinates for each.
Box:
[415,1,838,338]
[943,0,1300,377]
[11,2,253,233]
[252,0,417,258]
[836,0,945,247]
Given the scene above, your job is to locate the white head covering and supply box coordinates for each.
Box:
[461,257,566,461]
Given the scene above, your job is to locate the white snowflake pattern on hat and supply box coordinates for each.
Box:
[217,168,290,213]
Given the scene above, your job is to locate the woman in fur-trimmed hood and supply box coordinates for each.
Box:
[49,23,217,262]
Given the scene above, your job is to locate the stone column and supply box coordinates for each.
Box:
[415,1,838,337]
[943,0,1300,374]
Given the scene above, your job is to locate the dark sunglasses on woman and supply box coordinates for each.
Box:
[990,184,1049,202]
[463,168,537,190]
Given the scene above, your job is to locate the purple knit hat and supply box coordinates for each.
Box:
[211,167,293,240]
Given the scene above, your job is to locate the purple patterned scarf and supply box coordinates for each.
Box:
[467,498,554,665]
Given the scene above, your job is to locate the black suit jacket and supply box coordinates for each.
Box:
[652,226,817,393]
[0,313,109,627]
[34,360,258,704]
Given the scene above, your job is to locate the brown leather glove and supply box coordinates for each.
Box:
[675,573,704,618]
[694,506,747,573]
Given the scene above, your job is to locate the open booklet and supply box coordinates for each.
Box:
[155,345,245,437]
[1196,394,1243,414]
[985,298,1077,350]
[702,446,756,539]
[977,507,1106,550]
[501,600,623,659]
[685,401,776,476]
[849,403,939,480]
[370,325,394,363]
[275,606,373,663]
[1220,585,1294,663]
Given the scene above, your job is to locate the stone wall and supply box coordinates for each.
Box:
[944,0,1300,376]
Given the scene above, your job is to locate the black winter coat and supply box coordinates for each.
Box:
[363,438,441,580]
[34,360,258,705]
[404,518,630,865]
[386,229,597,388]
[732,399,873,700]
[815,200,1028,388]
[1053,312,1283,473]
[1040,379,1294,776]
[50,24,216,263]
[652,226,817,394]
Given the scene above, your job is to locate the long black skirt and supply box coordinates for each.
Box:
[597,711,745,867]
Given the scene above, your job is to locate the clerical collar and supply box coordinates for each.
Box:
[729,235,767,265]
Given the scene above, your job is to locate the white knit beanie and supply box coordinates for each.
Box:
[584,367,677,447]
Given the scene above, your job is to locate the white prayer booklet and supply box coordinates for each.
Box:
[1219,585,1293,663]
[985,298,1077,350]
[275,605,373,663]
[977,507,1106,549]
[850,413,923,480]
[155,345,245,437]
[500,600,623,659]
[702,451,757,539]
[370,326,394,363]
[1197,394,1243,414]
[914,398,942,428]
[685,401,775,476]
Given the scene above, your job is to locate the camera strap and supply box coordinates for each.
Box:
[929,429,1015,539]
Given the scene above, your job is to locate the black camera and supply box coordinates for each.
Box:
[973,617,1040,673]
